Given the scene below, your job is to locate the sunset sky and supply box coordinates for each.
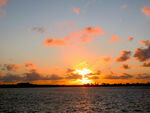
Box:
[0,0,150,85]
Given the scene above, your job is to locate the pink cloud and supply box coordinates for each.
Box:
[139,40,150,46]
[109,35,120,43]
[43,26,104,47]
[43,36,68,47]
[0,0,7,18]
[141,6,150,17]
[127,37,134,41]
[121,5,127,9]
[73,8,79,14]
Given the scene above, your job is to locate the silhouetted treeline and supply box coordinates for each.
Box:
[0,82,150,88]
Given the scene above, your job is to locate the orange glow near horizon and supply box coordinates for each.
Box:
[74,68,92,84]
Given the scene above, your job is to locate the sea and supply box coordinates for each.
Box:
[0,87,150,113]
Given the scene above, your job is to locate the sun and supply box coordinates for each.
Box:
[74,68,92,84]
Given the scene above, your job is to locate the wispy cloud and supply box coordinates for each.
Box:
[31,26,46,33]
[136,73,150,79]
[0,0,7,18]
[109,35,120,43]
[4,64,20,71]
[43,26,104,47]
[121,4,127,9]
[104,73,133,79]
[139,40,150,46]
[73,8,79,14]
[56,21,74,28]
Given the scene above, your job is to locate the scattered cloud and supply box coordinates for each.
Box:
[4,64,20,71]
[142,62,150,67]
[116,50,132,62]
[109,35,120,43]
[104,73,133,79]
[31,26,46,33]
[73,8,79,14]
[24,62,34,69]
[43,26,104,47]
[141,6,150,17]
[43,36,68,47]
[139,40,150,46]
[0,0,7,18]
[134,41,150,62]
[120,64,131,69]
[127,37,134,41]
[136,73,150,79]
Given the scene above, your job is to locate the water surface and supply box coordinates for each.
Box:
[0,87,150,113]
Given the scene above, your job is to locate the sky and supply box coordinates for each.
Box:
[0,0,150,85]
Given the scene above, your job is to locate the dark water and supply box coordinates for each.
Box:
[0,87,150,113]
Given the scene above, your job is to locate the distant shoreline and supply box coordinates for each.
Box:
[0,83,150,88]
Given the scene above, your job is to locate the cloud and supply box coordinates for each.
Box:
[142,62,150,67]
[109,35,120,42]
[141,6,150,17]
[121,4,127,9]
[136,73,150,79]
[134,41,150,62]
[48,74,64,80]
[0,74,23,83]
[43,26,104,47]
[65,68,82,79]
[0,0,7,18]
[120,64,131,69]
[31,26,46,33]
[24,62,34,69]
[56,21,74,28]
[103,56,111,62]
[88,76,99,79]
[87,70,101,76]
[24,70,46,81]
[139,40,150,46]
[65,74,82,80]
[43,36,68,47]
[73,8,79,14]
[0,71,64,83]
[104,73,133,79]
[4,64,20,71]
[116,50,132,62]
[127,37,134,41]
